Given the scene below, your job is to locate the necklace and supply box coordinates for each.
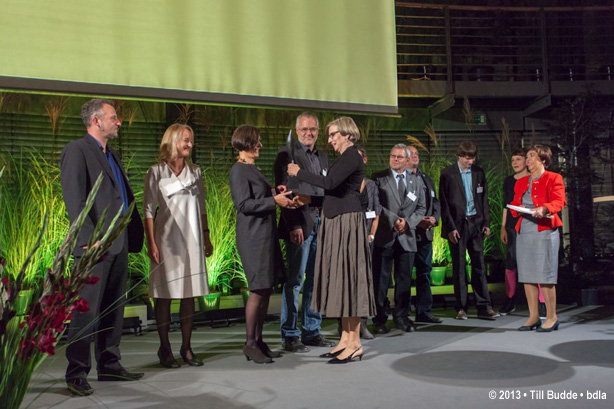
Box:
[237,156,261,171]
[168,162,184,176]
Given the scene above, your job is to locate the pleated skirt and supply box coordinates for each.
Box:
[311,212,376,318]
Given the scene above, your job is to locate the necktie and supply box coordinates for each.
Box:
[397,174,406,200]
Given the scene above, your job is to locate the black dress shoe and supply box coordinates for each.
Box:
[258,340,282,358]
[319,348,345,358]
[415,314,444,324]
[536,320,559,332]
[180,347,204,367]
[327,348,363,364]
[158,347,180,368]
[374,323,389,335]
[243,344,274,364]
[284,336,310,353]
[302,335,336,347]
[98,366,144,381]
[394,318,415,332]
[518,320,542,331]
[66,378,94,396]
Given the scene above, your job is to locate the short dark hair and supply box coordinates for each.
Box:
[356,145,367,158]
[511,147,527,157]
[81,98,114,127]
[527,144,553,167]
[456,141,478,158]
[231,125,261,152]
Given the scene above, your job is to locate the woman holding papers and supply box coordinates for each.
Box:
[509,145,566,332]
[144,124,213,368]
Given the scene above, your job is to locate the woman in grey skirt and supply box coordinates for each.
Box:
[510,145,566,332]
[288,117,376,363]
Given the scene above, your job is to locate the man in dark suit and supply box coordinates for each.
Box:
[273,112,334,352]
[439,141,498,320]
[61,99,144,396]
[371,144,426,334]
[407,145,443,324]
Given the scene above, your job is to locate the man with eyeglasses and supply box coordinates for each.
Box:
[439,141,499,320]
[371,144,426,334]
[273,112,334,352]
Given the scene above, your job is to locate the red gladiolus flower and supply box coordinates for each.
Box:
[71,298,89,313]
[37,331,57,355]
[86,276,100,285]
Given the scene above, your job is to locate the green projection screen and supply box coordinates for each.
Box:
[0,0,397,113]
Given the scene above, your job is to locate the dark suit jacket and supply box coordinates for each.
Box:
[415,169,441,242]
[439,163,489,238]
[273,141,329,240]
[60,135,144,257]
[371,169,426,252]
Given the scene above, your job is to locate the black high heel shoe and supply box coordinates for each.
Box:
[327,348,363,364]
[158,347,180,368]
[180,347,203,367]
[518,320,542,331]
[536,320,560,332]
[243,344,274,364]
[319,348,345,359]
[258,340,282,358]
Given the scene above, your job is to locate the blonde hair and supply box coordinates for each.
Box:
[159,123,194,163]
[326,116,360,143]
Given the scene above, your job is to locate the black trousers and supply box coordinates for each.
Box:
[414,240,434,318]
[372,241,415,324]
[448,218,491,312]
[65,240,129,380]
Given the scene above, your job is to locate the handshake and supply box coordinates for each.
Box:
[273,185,311,210]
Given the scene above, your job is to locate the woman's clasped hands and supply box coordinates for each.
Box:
[274,184,309,209]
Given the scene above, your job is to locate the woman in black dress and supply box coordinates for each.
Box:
[288,117,376,363]
[229,125,297,364]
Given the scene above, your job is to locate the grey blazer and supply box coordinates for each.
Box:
[60,135,144,257]
[371,169,426,252]
[273,141,329,240]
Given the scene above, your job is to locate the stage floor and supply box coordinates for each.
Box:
[21,304,614,409]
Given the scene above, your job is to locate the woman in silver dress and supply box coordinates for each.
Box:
[510,145,566,332]
[144,124,213,367]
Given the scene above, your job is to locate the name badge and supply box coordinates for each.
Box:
[477,186,484,194]
[322,169,327,176]
[431,190,435,197]
[366,211,376,219]
[407,191,417,201]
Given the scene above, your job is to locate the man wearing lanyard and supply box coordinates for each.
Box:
[371,144,426,334]
[273,112,334,352]
[439,141,498,320]
[61,99,144,396]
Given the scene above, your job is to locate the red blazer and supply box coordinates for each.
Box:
[510,171,566,233]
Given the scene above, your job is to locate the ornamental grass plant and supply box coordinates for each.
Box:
[0,174,135,409]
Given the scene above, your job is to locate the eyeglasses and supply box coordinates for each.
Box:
[298,127,318,133]
[328,131,340,138]
[390,154,407,160]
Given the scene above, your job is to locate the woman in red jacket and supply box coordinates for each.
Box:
[511,145,566,332]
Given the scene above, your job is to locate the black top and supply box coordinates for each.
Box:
[503,175,520,229]
[296,145,364,219]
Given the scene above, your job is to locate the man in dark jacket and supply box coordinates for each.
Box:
[61,99,144,396]
[439,141,498,320]
[273,112,334,352]
[407,145,443,324]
